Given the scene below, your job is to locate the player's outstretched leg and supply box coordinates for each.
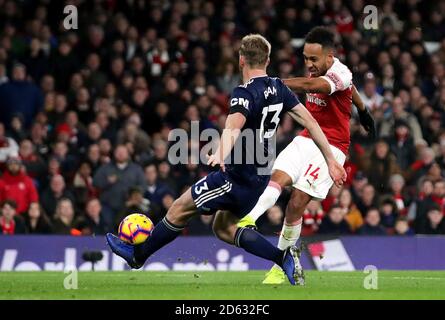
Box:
[263,188,311,285]
[238,170,292,228]
[107,188,197,268]
[213,211,300,285]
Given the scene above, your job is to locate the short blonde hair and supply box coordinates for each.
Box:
[239,34,271,68]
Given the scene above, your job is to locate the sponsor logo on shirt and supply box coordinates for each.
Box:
[306,94,327,107]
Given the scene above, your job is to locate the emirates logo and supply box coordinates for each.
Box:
[307,94,327,107]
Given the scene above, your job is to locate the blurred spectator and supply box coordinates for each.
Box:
[72,161,97,208]
[321,185,342,212]
[357,208,387,235]
[0,63,43,129]
[388,174,409,214]
[394,216,415,236]
[9,114,27,142]
[18,139,46,184]
[116,186,155,227]
[116,121,151,158]
[338,188,363,232]
[388,120,416,170]
[360,139,400,193]
[379,197,399,230]
[24,37,49,84]
[75,198,110,236]
[51,41,79,92]
[216,59,240,94]
[356,183,378,215]
[51,141,78,178]
[157,161,178,194]
[29,122,50,160]
[405,147,438,184]
[0,122,19,164]
[318,205,352,235]
[350,171,368,204]
[160,193,175,218]
[380,96,423,144]
[52,198,80,235]
[93,145,146,224]
[0,156,38,214]
[0,199,26,235]
[48,94,68,128]
[301,200,324,236]
[259,205,285,235]
[436,132,445,171]
[23,202,52,234]
[359,73,384,111]
[86,144,102,174]
[143,163,174,208]
[40,174,76,217]
[417,205,445,235]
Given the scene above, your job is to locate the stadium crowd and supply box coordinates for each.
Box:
[0,0,444,236]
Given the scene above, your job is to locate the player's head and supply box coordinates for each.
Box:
[238,34,271,72]
[303,26,335,77]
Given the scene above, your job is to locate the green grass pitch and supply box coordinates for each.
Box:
[1,271,445,300]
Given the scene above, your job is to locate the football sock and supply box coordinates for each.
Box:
[274,218,302,269]
[134,217,184,264]
[235,227,284,266]
[277,218,302,250]
[246,182,282,222]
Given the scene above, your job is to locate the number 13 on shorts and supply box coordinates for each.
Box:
[194,176,209,195]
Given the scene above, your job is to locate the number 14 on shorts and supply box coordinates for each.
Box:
[304,164,320,184]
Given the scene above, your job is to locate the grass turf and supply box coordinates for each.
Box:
[0,271,445,300]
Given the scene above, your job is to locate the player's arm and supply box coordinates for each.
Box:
[207,112,246,172]
[352,85,376,139]
[283,77,331,94]
[288,103,346,187]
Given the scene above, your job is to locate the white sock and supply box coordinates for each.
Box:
[273,219,302,270]
[247,181,282,221]
[277,220,302,250]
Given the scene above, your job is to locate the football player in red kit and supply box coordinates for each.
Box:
[239,26,375,285]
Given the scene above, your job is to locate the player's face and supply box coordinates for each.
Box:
[303,43,333,77]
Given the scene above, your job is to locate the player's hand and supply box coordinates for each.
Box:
[327,159,347,188]
[206,153,225,172]
[358,107,376,140]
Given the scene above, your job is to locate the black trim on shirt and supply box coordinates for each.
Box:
[229,105,249,118]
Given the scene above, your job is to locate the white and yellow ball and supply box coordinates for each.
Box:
[118,213,154,245]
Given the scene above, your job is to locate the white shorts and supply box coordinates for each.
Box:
[272,136,346,200]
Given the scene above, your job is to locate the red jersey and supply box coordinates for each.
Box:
[0,170,39,214]
[300,57,353,155]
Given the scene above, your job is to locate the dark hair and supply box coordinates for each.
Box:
[366,207,380,215]
[1,199,17,209]
[305,27,335,49]
[128,186,142,197]
[427,203,442,213]
[329,204,343,212]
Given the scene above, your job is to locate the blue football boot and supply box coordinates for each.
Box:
[106,233,143,269]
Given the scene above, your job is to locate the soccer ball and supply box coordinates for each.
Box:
[118,213,154,245]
